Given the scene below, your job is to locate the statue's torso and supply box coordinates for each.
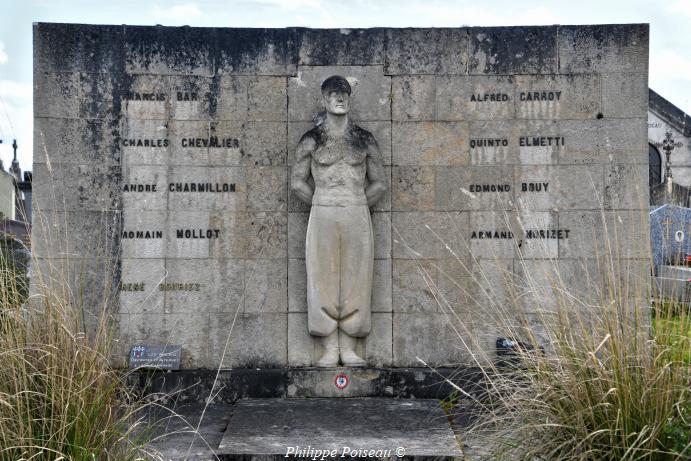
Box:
[309,127,369,206]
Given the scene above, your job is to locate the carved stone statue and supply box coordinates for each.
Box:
[291,75,387,367]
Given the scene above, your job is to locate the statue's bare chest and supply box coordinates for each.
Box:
[312,137,367,167]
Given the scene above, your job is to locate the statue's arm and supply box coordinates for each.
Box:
[290,135,315,204]
[365,135,387,207]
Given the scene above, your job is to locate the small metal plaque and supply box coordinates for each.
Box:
[129,344,182,370]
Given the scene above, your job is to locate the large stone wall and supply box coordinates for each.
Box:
[33,23,650,369]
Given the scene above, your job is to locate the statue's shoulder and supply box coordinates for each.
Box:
[348,123,377,148]
[298,126,325,150]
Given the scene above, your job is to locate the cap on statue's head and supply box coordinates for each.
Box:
[321,75,352,96]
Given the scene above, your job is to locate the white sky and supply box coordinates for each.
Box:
[1,0,690,172]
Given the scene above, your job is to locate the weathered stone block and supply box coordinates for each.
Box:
[33,210,120,259]
[559,210,649,259]
[558,118,647,164]
[245,258,288,313]
[124,25,214,76]
[122,75,169,120]
[385,28,468,75]
[247,166,287,212]
[392,211,468,259]
[436,166,514,211]
[365,313,393,367]
[558,24,649,74]
[392,259,439,313]
[601,72,648,118]
[121,210,167,258]
[514,165,605,211]
[32,163,121,212]
[216,76,249,121]
[121,119,170,165]
[206,120,244,166]
[392,75,436,121]
[372,212,392,259]
[34,118,120,165]
[34,72,80,118]
[122,164,167,211]
[209,313,288,368]
[393,313,471,367]
[392,166,436,211]
[119,258,165,314]
[169,76,214,120]
[163,258,245,314]
[34,23,124,73]
[515,120,561,165]
[288,66,391,122]
[243,121,288,166]
[604,164,649,209]
[515,74,600,120]
[248,76,287,121]
[79,72,118,119]
[288,258,307,313]
[373,259,393,313]
[392,122,469,166]
[298,28,385,66]
[168,166,246,211]
[216,28,296,75]
[468,211,518,259]
[516,210,559,259]
[245,212,288,259]
[469,26,558,74]
[437,76,515,121]
[287,212,308,259]
[287,312,313,366]
[467,120,519,165]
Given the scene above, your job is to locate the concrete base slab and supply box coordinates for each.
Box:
[217,398,462,459]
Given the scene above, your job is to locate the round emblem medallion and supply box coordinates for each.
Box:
[334,373,349,389]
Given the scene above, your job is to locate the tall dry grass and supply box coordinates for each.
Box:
[0,240,162,461]
[431,205,691,460]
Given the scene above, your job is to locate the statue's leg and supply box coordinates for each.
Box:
[338,205,373,366]
[306,205,340,366]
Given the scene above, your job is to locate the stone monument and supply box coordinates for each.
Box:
[291,75,386,367]
[32,23,650,379]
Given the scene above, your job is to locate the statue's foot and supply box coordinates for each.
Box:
[340,349,367,367]
[316,348,340,367]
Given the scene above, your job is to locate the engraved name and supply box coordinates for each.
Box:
[470,228,570,239]
[176,91,198,101]
[176,229,221,239]
[525,229,570,239]
[470,93,510,102]
[470,138,509,148]
[124,92,166,101]
[470,184,511,192]
[519,91,562,101]
[120,282,145,291]
[519,136,565,147]
[181,137,239,148]
[122,139,169,147]
[159,282,202,291]
[471,231,515,239]
[521,182,548,192]
[121,230,163,239]
[169,183,236,192]
[123,184,157,192]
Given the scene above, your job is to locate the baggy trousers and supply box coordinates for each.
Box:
[306,205,373,337]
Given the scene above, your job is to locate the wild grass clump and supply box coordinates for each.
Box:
[445,215,691,460]
[0,244,157,460]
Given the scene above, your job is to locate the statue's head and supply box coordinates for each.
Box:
[321,75,351,116]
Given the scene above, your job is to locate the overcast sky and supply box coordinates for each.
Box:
[1,0,690,171]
